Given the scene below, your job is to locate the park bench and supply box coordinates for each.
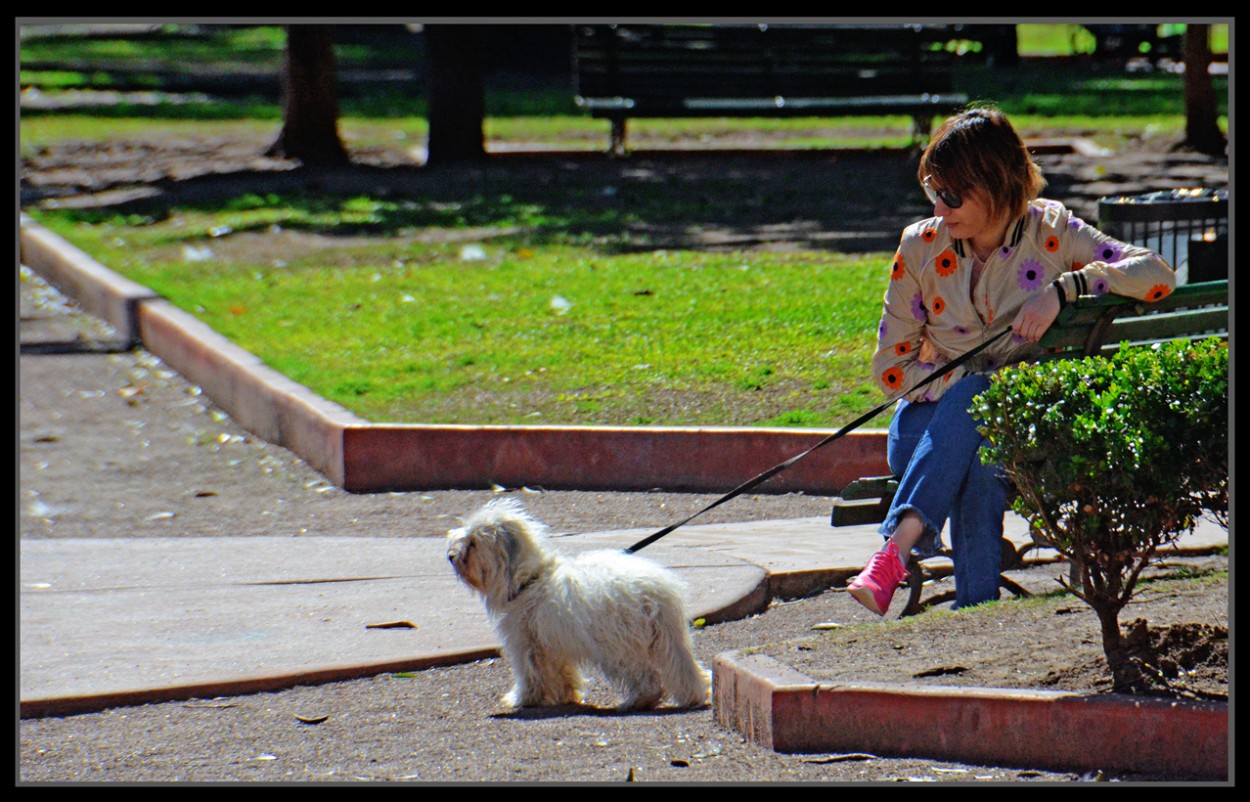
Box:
[572,23,969,156]
[830,277,1230,615]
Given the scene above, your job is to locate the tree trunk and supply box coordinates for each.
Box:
[425,24,487,165]
[1182,24,1226,156]
[267,25,349,166]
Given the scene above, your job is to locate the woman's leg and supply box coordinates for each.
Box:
[851,374,1006,614]
[883,398,935,561]
[948,452,1010,608]
[883,374,999,552]
[846,398,931,614]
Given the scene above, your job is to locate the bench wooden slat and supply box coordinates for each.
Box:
[830,498,894,527]
[1104,307,1229,343]
[1037,279,1228,357]
[838,475,900,500]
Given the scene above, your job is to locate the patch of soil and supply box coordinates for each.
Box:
[755,563,1228,702]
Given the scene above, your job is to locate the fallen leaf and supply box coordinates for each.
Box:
[811,622,844,630]
[459,244,487,261]
[294,714,329,725]
[804,753,876,764]
[366,620,418,630]
[182,245,214,262]
[194,490,219,498]
[913,665,969,678]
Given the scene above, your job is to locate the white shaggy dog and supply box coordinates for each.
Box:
[446,499,711,710]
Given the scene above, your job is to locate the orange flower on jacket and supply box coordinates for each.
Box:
[935,249,958,277]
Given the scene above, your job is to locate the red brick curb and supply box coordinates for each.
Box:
[19,217,159,345]
[20,217,889,494]
[713,650,1229,780]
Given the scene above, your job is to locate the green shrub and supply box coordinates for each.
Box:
[974,338,1228,692]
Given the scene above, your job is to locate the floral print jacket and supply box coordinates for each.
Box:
[873,198,1176,403]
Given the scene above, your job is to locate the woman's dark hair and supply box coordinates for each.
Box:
[918,106,1046,223]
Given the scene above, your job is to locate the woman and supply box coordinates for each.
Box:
[847,106,1176,615]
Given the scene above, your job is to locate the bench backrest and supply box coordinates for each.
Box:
[574,24,958,108]
[1037,280,1229,360]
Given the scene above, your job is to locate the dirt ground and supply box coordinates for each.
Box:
[19,127,1229,783]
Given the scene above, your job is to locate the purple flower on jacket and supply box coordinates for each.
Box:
[1018,259,1045,291]
[917,361,935,372]
[999,245,1013,259]
[1069,216,1086,230]
[1092,277,1109,295]
[879,316,888,340]
[1011,332,1028,345]
[1095,241,1123,263]
[911,291,926,321]
[954,325,969,335]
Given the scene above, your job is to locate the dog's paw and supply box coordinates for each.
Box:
[673,694,712,709]
[619,692,663,712]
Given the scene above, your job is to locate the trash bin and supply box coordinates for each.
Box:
[1098,187,1228,284]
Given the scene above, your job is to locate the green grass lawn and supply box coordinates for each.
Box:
[31,207,886,427]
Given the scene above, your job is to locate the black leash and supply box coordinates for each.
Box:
[624,326,1014,554]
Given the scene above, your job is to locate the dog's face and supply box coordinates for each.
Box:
[447,499,547,602]
[446,524,495,593]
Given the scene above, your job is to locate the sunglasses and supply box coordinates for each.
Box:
[922,176,964,209]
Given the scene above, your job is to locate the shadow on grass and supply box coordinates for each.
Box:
[32,149,929,255]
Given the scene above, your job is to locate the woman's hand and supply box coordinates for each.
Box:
[1011,285,1062,343]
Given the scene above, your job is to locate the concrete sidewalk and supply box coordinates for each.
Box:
[19,514,1227,716]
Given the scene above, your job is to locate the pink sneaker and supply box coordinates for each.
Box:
[848,542,909,615]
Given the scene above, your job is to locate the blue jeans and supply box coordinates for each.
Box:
[878,374,1009,608]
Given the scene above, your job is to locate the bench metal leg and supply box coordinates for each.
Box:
[609,118,628,157]
[910,114,930,149]
[900,537,1033,617]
